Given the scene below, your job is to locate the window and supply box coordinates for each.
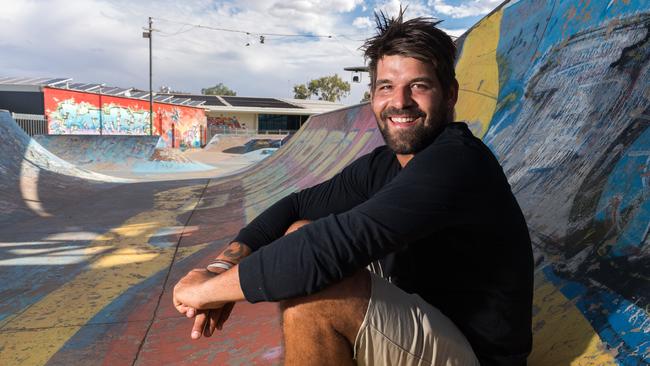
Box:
[258,114,309,131]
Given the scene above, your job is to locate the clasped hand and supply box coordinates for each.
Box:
[173,268,235,339]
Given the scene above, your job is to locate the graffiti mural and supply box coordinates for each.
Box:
[454,1,650,364]
[44,88,206,148]
[155,104,206,148]
[207,116,241,129]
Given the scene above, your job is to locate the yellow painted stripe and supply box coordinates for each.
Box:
[455,8,503,138]
[529,273,617,365]
[0,185,208,366]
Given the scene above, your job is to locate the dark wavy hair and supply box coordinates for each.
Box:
[361,8,457,97]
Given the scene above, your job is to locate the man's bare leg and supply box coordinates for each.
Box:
[280,220,371,365]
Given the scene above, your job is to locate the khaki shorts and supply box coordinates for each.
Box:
[353,273,480,366]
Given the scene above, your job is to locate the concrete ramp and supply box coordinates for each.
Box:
[0,111,130,225]
[33,135,218,177]
[0,0,648,365]
[33,135,161,167]
[454,2,649,364]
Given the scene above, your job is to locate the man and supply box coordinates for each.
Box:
[174,10,533,366]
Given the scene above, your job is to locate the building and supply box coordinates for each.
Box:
[0,77,345,147]
[157,93,343,137]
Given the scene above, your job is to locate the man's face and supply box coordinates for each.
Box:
[371,55,455,155]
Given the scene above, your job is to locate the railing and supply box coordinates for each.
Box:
[204,126,296,148]
[11,113,48,136]
[208,126,296,137]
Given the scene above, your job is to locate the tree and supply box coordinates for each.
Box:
[201,83,237,96]
[361,91,371,103]
[293,74,350,102]
[293,84,310,99]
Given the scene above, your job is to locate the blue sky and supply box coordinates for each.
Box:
[0,0,502,104]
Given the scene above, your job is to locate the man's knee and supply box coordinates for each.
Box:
[280,270,371,343]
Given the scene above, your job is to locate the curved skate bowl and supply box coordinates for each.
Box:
[0,0,648,364]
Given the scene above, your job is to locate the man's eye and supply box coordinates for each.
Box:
[378,85,392,91]
[412,83,429,90]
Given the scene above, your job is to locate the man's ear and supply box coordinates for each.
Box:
[447,78,459,109]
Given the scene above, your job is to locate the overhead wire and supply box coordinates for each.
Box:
[149,16,368,60]
[153,17,336,39]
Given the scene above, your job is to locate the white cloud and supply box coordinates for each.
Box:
[429,0,501,18]
[0,0,371,103]
[373,0,433,19]
[0,0,495,105]
[353,16,373,29]
[440,27,467,38]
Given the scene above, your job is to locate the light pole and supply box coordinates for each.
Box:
[143,17,153,135]
[98,83,104,135]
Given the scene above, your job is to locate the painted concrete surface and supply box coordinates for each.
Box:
[30,134,275,181]
[0,0,649,364]
[33,135,161,168]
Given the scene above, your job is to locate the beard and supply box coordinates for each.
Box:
[376,102,450,155]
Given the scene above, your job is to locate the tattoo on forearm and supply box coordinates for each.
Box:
[219,242,252,264]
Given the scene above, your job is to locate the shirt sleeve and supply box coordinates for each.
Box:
[238,137,495,302]
[232,149,379,251]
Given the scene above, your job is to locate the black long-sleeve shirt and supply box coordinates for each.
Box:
[237,122,533,365]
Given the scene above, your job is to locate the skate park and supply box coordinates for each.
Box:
[1,0,649,364]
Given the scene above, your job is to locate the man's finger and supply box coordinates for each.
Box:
[191,311,208,339]
[204,309,219,337]
[175,303,189,315]
[217,302,236,330]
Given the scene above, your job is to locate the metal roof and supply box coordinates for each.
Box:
[163,94,226,106]
[153,95,173,102]
[0,76,71,87]
[221,96,302,109]
[129,91,150,98]
[186,100,206,107]
[67,83,102,92]
[0,77,333,111]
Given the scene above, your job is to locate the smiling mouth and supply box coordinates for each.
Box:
[388,115,421,126]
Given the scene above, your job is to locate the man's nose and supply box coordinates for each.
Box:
[390,86,414,110]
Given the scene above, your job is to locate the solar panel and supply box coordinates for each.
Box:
[166,94,225,106]
[103,87,129,96]
[67,83,85,89]
[130,91,149,98]
[46,78,71,86]
[221,96,302,109]
[169,98,191,104]
[0,76,71,86]
[83,84,103,91]
[99,86,120,94]
[153,95,172,102]
[67,83,102,92]
[187,100,206,106]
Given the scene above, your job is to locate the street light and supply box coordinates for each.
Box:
[98,83,105,135]
[142,17,153,135]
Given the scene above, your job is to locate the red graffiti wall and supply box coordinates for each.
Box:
[43,87,207,148]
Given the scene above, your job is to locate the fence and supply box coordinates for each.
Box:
[207,125,295,145]
[11,113,48,136]
[208,125,296,136]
